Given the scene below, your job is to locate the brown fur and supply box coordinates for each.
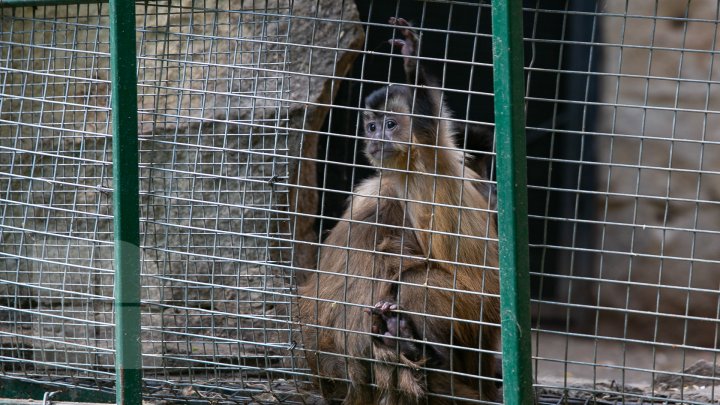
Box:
[298,17,500,404]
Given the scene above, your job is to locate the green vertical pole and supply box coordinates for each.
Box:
[109,0,142,404]
[491,1,533,404]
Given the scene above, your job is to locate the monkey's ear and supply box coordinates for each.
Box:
[458,122,495,178]
[462,123,494,154]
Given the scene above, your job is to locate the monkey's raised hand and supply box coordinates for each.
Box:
[388,17,419,57]
[387,16,440,106]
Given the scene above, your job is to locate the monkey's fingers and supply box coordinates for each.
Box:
[365,305,395,317]
[388,39,416,58]
[389,17,419,43]
[368,309,389,336]
[388,38,406,50]
[388,17,419,56]
[389,17,410,28]
[374,301,398,312]
[367,307,395,316]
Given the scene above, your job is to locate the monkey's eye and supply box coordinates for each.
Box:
[367,123,377,132]
[386,120,397,130]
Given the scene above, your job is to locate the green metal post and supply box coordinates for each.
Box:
[109,0,142,404]
[491,1,534,404]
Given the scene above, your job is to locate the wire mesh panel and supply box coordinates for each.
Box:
[0,2,116,383]
[3,0,720,404]
[527,1,720,404]
[292,2,504,403]
[134,1,295,400]
[0,1,301,401]
[298,0,720,403]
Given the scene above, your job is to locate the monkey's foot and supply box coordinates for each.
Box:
[388,17,418,56]
[366,300,421,361]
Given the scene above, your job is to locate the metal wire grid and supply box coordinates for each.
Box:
[294,2,503,403]
[0,1,298,401]
[0,3,116,377]
[134,0,296,396]
[2,0,719,404]
[526,1,720,404]
[297,1,720,403]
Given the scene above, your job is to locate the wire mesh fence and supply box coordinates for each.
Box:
[1,0,719,404]
[528,1,720,404]
[1,1,303,402]
[1,1,117,379]
[133,0,297,398]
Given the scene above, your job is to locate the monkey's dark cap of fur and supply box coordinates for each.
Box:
[365,85,411,111]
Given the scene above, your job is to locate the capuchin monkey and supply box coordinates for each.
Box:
[299,17,500,404]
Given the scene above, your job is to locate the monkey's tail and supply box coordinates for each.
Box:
[372,344,427,405]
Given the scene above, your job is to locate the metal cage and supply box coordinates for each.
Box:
[1,0,719,404]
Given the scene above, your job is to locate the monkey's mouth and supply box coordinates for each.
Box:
[366,142,394,161]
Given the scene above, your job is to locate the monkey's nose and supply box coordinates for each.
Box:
[366,141,385,159]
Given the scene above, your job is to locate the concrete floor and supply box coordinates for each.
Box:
[534,332,717,384]
[533,332,720,403]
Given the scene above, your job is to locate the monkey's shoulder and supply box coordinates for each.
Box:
[344,176,406,223]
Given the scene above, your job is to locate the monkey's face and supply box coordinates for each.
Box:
[362,111,412,168]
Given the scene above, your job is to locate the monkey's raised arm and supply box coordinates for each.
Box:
[388,17,438,88]
[388,17,444,120]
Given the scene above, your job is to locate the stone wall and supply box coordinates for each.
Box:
[596,0,720,347]
[0,0,363,371]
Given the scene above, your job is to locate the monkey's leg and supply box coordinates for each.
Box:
[394,268,497,403]
[365,300,427,404]
[369,296,485,404]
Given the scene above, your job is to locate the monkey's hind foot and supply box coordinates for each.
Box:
[367,300,422,362]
